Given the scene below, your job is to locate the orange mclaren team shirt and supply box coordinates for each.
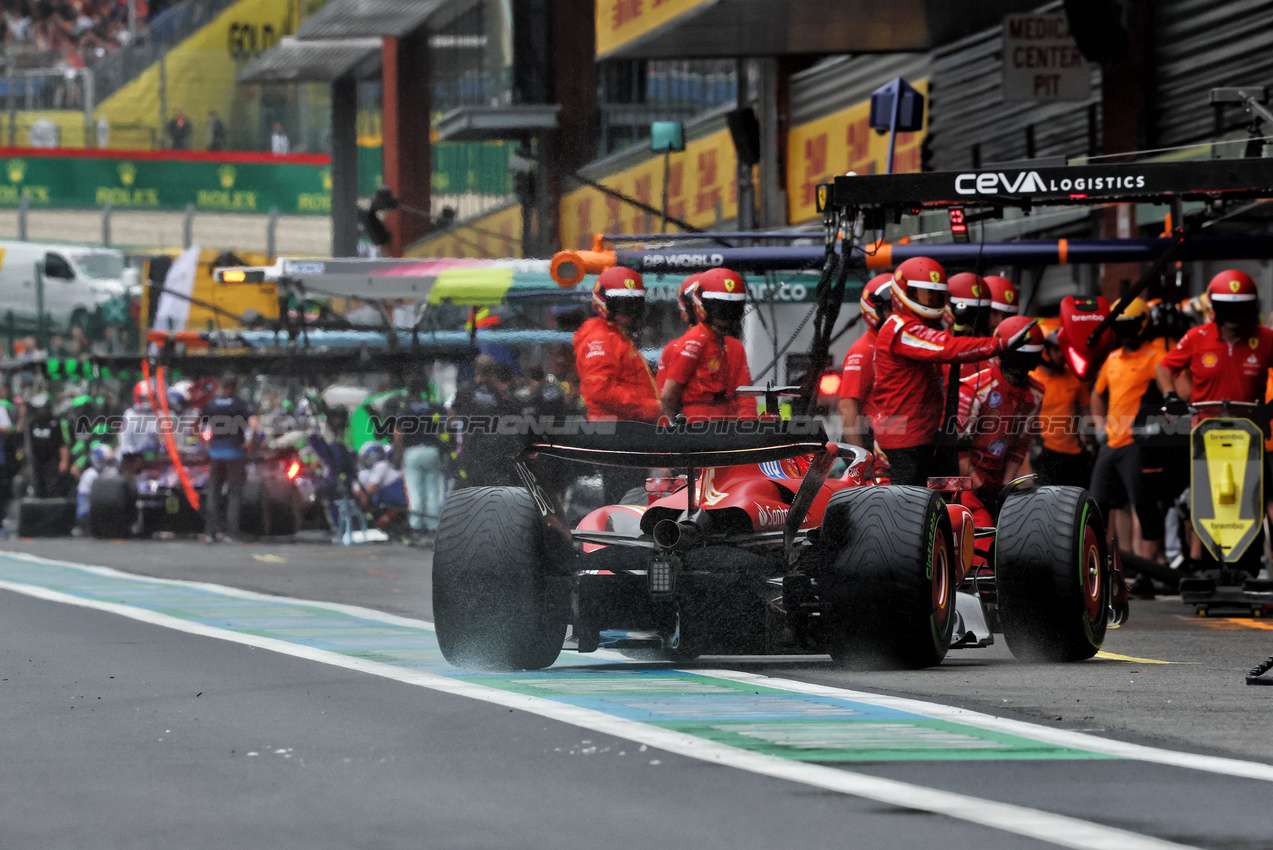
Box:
[1093,343,1164,449]
[1030,365,1090,455]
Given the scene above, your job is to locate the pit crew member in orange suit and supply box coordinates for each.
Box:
[658,267,756,421]
[837,273,892,449]
[655,274,702,395]
[873,256,1036,487]
[957,316,1045,526]
[1155,269,1273,418]
[983,275,1021,332]
[573,266,660,422]
[1030,327,1092,488]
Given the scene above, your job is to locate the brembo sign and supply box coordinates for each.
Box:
[956,171,1147,197]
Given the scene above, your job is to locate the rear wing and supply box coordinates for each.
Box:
[525,420,829,468]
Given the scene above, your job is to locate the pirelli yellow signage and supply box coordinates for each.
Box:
[595,0,716,58]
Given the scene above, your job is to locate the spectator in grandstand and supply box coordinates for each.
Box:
[270,121,289,155]
[1090,297,1165,567]
[207,110,226,151]
[1030,327,1092,488]
[167,107,191,150]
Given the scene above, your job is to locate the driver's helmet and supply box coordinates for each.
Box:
[1206,269,1259,327]
[859,273,893,331]
[890,257,948,322]
[691,267,748,327]
[677,275,701,326]
[358,441,388,470]
[946,272,989,333]
[133,379,155,410]
[984,275,1021,318]
[89,442,114,470]
[591,266,647,323]
[996,314,1044,372]
[1111,296,1150,343]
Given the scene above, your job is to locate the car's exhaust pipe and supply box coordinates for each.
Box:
[653,519,700,551]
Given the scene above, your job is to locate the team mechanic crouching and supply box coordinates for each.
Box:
[957,317,1045,526]
[873,257,1037,486]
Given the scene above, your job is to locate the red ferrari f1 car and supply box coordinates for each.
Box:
[431,418,1127,671]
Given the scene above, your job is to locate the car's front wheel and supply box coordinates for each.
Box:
[432,486,567,670]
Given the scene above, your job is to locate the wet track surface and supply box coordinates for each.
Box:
[4,535,1273,849]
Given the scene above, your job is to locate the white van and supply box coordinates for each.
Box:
[0,241,134,331]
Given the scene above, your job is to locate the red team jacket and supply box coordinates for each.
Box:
[1157,323,1273,415]
[872,314,1004,450]
[957,364,1044,490]
[657,323,754,420]
[573,316,660,421]
[838,328,877,411]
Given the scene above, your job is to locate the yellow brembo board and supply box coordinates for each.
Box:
[1191,417,1264,563]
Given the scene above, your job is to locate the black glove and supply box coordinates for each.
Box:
[1004,319,1039,351]
[1163,391,1189,416]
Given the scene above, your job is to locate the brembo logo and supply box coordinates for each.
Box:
[955,171,1147,196]
[642,253,726,269]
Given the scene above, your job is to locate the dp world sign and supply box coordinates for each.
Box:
[1002,13,1091,102]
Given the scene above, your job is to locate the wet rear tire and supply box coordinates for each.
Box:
[432,486,567,670]
[818,486,955,669]
[996,486,1107,662]
[89,477,136,539]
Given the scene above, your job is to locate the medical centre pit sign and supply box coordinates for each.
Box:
[1002,13,1091,102]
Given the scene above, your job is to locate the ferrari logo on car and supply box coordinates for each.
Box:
[816,184,827,211]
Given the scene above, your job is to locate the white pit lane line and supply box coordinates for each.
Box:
[0,554,1253,850]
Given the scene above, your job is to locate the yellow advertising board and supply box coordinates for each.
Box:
[595,0,716,58]
[407,204,524,259]
[559,127,739,250]
[786,79,929,223]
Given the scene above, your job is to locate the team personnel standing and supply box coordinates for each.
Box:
[838,273,892,448]
[655,275,702,394]
[957,317,1045,525]
[1155,270,1273,414]
[1090,298,1165,561]
[984,275,1021,332]
[199,374,257,543]
[574,266,660,422]
[945,273,990,336]
[658,267,754,421]
[394,372,450,541]
[872,257,1035,486]
[1030,328,1093,488]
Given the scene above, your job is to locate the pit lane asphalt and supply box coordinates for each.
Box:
[4,534,1273,849]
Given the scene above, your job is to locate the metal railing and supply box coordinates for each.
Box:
[88,0,240,111]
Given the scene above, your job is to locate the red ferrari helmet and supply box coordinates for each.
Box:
[859,273,893,330]
[691,267,747,327]
[591,266,647,322]
[996,314,1044,374]
[677,275,701,326]
[1207,269,1259,327]
[984,275,1020,315]
[946,272,990,333]
[133,379,154,409]
[891,257,948,322]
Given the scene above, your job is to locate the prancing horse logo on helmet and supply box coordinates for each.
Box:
[724,279,737,292]
[929,271,941,283]
[1005,290,1016,303]
[1230,280,1242,292]
[624,278,636,288]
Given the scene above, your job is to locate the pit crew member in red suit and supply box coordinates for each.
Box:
[573,266,660,422]
[873,256,1036,486]
[1155,269,1273,419]
[658,267,755,421]
[656,274,702,395]
[838,272,892,448]
[984,275,1021,332]
[957,316,1045,526]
